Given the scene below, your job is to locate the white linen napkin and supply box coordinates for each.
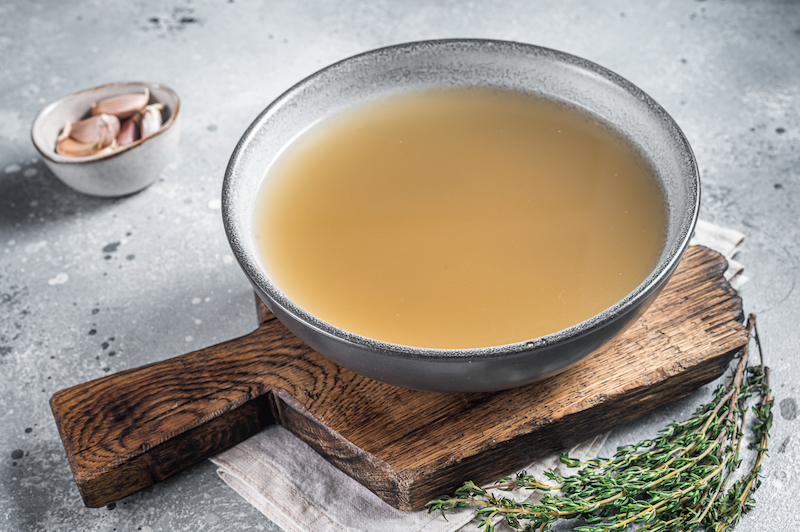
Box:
[690,219,747,289]
[211,219,746,532]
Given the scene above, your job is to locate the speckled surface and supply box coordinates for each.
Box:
[0,1,798,531]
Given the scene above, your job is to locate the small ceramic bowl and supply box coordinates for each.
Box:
[31,81,181,197]
[224,39,700,393]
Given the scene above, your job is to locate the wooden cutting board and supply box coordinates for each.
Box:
[50,245,746,511]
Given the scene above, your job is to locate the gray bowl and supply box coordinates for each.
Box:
[223,39,699,393]
[31,81,181,197]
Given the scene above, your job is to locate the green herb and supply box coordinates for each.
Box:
[428,314,772,532]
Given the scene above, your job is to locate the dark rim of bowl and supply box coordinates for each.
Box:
[223,38,700,361]
[31,81,180,165]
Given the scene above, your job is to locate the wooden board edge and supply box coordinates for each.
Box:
[270,388,420,509]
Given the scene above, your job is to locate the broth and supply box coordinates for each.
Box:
[254,89,666,349]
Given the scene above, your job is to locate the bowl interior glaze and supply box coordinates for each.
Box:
[223,39,699,393]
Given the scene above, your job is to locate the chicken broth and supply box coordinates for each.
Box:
[254,89,666,349]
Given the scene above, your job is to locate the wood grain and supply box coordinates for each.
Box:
[50,246,746,510]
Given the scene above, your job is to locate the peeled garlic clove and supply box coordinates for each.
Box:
[56,136,101,157]
[117,116,140,147]
[92,88,150,119]
[140,103,164,139]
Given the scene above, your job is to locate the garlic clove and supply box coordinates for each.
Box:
[57,121,73,142]
[102,138,119,155]
[65,115,104,144]
[61,114,120,149]
[117,115,140,147]
[140,103,164,139]
[92,88,150,119]
[56,136,102,158]
[56,118,121,158]
[97,114,121,148]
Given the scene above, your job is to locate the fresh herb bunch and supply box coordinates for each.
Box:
[428,314,772,532]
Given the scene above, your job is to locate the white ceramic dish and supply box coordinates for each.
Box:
[31,81,181,197]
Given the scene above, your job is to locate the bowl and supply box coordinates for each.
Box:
[31,81,181,197]
[223,39,700,393]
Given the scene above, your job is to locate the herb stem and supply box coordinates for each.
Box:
[427,314,772,532]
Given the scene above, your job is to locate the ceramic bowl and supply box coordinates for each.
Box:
[31,81,181,197]
[223,39,700,393]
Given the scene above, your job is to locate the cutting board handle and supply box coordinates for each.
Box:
[50,298,291,508]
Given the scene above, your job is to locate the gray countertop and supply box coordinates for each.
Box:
[1,1,798,530]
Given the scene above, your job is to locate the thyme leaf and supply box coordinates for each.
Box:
[428,314,771,532]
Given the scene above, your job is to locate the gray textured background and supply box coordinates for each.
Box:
[1,1,798,530]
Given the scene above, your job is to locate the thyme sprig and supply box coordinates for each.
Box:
[428,314,772,532]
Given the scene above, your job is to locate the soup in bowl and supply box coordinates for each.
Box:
[223,39,699,393]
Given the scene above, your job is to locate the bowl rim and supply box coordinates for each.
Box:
[30,80,181,165]
[223,38,701,361]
